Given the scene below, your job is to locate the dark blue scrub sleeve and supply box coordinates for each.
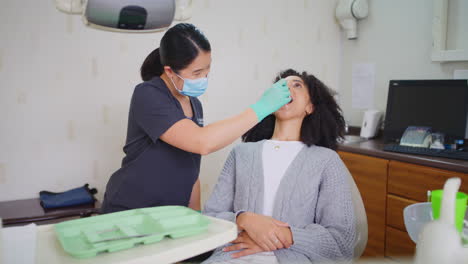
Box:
[132,84,186,143]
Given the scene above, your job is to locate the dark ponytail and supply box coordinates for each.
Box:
[140,23,211,81]
[140,48,164,81]
[242,69,345,150]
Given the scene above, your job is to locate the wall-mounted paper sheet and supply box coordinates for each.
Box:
[352,63,375,109]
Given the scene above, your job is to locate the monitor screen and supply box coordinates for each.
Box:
[383,79,468,143]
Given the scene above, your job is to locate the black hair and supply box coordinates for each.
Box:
[242,69,345,150]
[140,23,211,81]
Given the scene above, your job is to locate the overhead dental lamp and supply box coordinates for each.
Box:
[335,0,369,40]
[54,0,192,33]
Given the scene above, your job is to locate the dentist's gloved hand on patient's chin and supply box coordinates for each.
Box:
[250,79,291,121]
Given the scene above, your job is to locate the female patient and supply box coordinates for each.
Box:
[202,69,356,264]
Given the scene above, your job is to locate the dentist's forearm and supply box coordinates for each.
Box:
[160,108,258,155]
[199,108,258,154]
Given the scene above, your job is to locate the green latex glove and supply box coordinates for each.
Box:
[250,79,291,121]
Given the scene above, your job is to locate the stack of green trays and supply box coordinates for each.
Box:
[54,206,210,258]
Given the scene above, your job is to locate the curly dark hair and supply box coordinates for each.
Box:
[242,69,345,150]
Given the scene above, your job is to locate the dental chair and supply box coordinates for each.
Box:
[348,173,368,259]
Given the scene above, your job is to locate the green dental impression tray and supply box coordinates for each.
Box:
[54,206,210,258]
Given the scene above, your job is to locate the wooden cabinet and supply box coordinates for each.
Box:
[386,195,417,231]
[385,226,415,260]
[388,161,468,201]
[338,151,468,261]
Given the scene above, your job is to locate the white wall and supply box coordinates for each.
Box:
[447,0,468,50]
[339,0,468,126]
[0,0,343,203]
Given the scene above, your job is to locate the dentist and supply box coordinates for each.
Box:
[101,23,291,213]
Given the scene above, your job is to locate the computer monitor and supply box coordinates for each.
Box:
[383,79,468,143]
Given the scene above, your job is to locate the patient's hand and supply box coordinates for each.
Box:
[223,231,263,258]
[236,212,292,252]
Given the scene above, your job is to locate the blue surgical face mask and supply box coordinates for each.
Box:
[170,73,208,97]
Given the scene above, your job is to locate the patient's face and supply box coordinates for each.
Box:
[275,76,313,120]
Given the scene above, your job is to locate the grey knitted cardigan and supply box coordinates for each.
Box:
[202,141,356,264]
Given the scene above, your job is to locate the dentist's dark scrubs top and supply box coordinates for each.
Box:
[101,76,203,213]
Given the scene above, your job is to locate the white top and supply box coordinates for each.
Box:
[262,140,305,216]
